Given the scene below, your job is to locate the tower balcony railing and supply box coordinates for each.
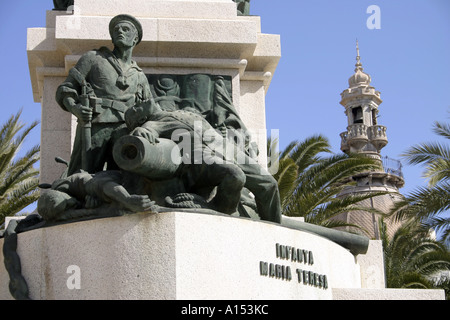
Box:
[348,123,369,139]
[368,125,388,152]
[340,131,349,151]
[346,124,368,150]
[368,125,387,139]
[382,156,404,178]
[341,124,388,152]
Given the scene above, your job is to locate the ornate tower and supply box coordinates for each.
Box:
[340,41,387,157]
[336,41,404,240]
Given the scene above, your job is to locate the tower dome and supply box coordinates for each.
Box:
[348,66,371,87]
[348,41,371,87]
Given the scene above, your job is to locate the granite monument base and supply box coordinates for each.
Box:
[0,212,445,300]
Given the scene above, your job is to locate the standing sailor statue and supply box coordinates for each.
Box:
[56,14,152,175]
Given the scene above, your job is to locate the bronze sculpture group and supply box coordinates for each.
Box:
[38,14,281,224]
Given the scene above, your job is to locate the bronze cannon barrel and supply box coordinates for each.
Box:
[113,135,182,180]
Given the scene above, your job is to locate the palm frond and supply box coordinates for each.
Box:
[289,135,331,173]
[392,183,450,222]
[0,192,40,222]
[275,157,298,204]
[401,121,450,190]
[0,111,39,174]
[400,274,433,289]
[297,153,381,193]
[381,220,450,292]
[0,111,40,224]
[279,140,299,160]
[424,158,450,185]
[433,121,450,140]
[401,142,450,167]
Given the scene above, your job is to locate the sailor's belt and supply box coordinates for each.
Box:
[89,97,128,114]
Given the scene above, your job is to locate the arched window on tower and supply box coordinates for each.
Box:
[352,106,363,124]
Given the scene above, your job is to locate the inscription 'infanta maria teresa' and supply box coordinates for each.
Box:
[259,243,328,290]
[275,243,314,265]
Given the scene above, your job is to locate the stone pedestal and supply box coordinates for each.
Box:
[2,212,444,300]
[27,0,281,185]
[1,212,361,300]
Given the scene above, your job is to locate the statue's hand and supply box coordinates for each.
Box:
[131,127,159,144]
[71,103,93,123]
[123,195,156,212]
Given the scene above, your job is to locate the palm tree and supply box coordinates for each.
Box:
[380,218,450,298]
[392,120,450,245]
[268,134,388,232]
[0,110,40,225]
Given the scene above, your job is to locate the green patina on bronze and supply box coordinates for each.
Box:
[53,0,73,10]
[1,216,43,300]
[46,14,366,249]
[120,96,280,221]
[56,14,150,176]
[2,220,29,300]
[51,11,279,225]
[233,0,251,16]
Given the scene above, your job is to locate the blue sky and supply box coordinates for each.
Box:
[0,1,449,213]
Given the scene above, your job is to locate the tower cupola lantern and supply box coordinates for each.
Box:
[339,40,387,157]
